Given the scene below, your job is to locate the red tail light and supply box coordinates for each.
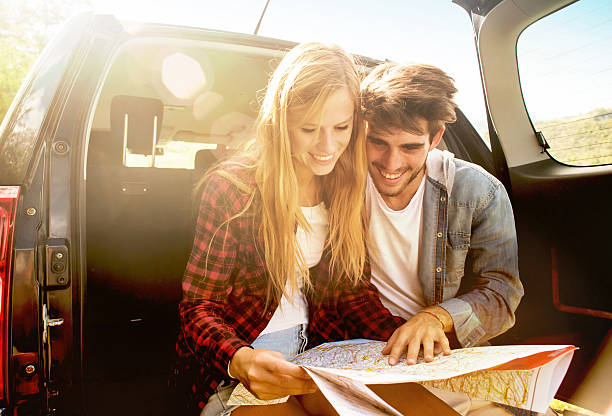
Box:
[0,186,20,401]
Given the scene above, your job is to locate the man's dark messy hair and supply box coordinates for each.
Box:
[361,62,458,140]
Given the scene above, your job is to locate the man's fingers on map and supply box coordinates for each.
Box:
[423,337,435,362]
[381,332,397,356]
[434,342,450,356]
[438,335,451,355]
[384,331,409,365]
[389,334,418,365]
[406,337,422,365]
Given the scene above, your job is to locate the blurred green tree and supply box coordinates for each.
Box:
[0,0,91,122]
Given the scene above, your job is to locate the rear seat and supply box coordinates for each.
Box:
[85,96,200,415]
[87,165,193,323]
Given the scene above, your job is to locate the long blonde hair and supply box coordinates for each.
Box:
[201,42,367,308]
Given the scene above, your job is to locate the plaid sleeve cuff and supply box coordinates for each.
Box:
[215,336,251,377]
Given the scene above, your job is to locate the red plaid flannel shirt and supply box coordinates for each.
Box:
[175,168,405,410]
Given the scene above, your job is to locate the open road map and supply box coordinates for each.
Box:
[229,339,576,413]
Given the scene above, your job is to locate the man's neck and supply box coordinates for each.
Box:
[381,169,426,211]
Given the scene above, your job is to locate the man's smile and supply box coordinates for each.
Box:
[374,163,409,183]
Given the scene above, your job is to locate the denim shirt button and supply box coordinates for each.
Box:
[440,196,446,202]
[437,232,443,238]
[436,267,442,273]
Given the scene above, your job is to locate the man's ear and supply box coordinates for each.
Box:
[429,127,445,151]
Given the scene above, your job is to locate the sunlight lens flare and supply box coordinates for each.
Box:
[161,52,206,99]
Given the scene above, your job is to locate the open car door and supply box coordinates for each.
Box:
[454,0,612,413]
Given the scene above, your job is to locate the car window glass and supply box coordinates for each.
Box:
[517,0,612,167]
[0,16,88,183]
[89,39,272,170]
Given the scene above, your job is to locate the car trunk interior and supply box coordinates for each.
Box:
[84,37,281,415]
[82,32,496,415]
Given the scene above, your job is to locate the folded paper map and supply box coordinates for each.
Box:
[228,339,577,415]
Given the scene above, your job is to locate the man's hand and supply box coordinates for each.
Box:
[229,347,318,400]
[382,307,453,365]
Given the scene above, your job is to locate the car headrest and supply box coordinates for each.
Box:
[110,95,164,155]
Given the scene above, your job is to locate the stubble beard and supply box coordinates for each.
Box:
[374,160,426,198]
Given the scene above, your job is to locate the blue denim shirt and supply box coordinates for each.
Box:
[420,150,523,347]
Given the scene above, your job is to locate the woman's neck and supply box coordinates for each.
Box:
[295,167,321,207]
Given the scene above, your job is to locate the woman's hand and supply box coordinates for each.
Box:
[229,347,318,400]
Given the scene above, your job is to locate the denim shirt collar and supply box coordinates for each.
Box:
[425,148,456,197]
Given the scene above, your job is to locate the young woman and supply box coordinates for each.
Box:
[175,42,404,416]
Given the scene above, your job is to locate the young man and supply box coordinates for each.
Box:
[361,63,524,366]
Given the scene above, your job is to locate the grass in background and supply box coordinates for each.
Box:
[536,108,612,167]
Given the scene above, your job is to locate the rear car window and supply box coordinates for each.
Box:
[89,38,278,171]
[517,0,612,167]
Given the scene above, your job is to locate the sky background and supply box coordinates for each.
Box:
[518,0,611,121]
[33,0,612,136]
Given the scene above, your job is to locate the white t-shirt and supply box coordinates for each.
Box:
[260,203,328,335]
[366,173,426,319]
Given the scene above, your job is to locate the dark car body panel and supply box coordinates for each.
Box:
[498,159,612,397]
[465,0,612,404]
[2,13,129,413]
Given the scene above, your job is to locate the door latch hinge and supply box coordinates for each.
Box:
[42,305,64,344]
